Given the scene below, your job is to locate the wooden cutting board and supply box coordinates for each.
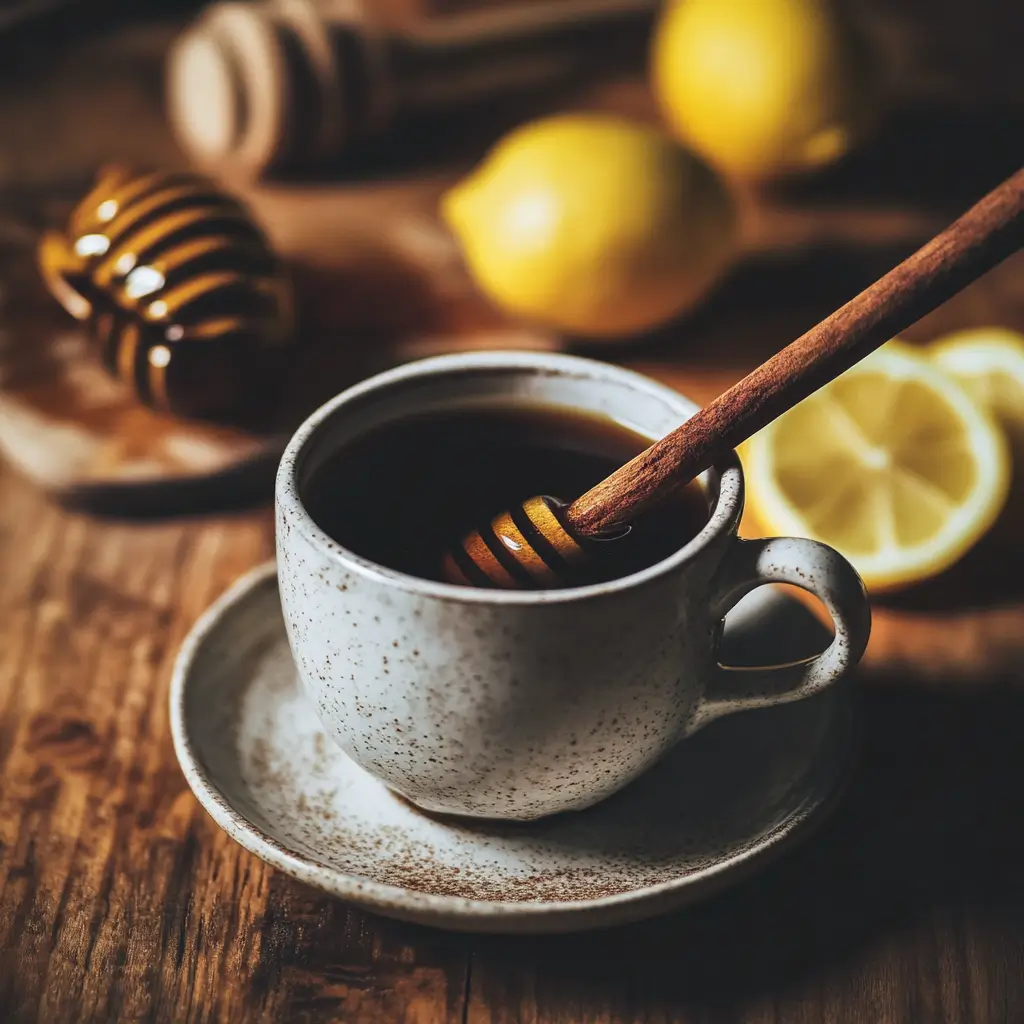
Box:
[0,66,963,514]
[0,8,1021,515]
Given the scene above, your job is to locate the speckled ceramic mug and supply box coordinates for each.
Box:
[276,351,871,821]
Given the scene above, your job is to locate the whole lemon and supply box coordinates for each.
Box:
[442,114,737,339]
[652,0,876,179]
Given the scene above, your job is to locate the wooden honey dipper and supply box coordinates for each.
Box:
[442,165,1024,589]
[166,0,660,179]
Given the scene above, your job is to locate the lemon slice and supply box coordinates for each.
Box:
[744,340,1010,590]
[928,327,1024,449]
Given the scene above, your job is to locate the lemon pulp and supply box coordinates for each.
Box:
[744,342,1010,590]
[928,327,1024,449]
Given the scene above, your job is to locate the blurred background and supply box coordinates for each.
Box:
[0,0,1021,611]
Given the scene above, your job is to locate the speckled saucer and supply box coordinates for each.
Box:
[170,562,857,934]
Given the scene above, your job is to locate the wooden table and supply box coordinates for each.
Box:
[2,13,1024,1023]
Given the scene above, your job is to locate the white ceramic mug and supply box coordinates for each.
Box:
[276,351,870,821]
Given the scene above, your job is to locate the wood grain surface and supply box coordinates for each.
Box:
[2,448,1024,1022]
[2,9,1024,1024]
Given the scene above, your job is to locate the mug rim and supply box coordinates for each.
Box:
[276,350,745,605]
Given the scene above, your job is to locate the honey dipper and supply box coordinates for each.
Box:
[167,0,660,179]
[442,165,1024,589]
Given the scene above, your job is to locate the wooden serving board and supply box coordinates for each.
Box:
[0,15,1022,516]
[0,68,959,515]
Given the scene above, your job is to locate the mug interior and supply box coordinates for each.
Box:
[281,352,743,600]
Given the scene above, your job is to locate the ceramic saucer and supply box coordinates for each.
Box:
[170,562,856,934]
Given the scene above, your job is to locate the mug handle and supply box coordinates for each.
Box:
[690,536,871,733]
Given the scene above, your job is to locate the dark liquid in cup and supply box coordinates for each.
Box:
[303,403,709,588]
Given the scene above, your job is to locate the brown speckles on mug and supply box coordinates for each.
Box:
[271,352,870,821]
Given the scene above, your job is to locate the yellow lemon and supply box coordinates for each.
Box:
[441,114,737,339]
[928,327,1024,552]
[652,0,877,179]
[928,327,1024,453]
[743,341,1010,590]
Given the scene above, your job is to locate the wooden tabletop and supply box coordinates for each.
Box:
[2,12,1024,1023]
